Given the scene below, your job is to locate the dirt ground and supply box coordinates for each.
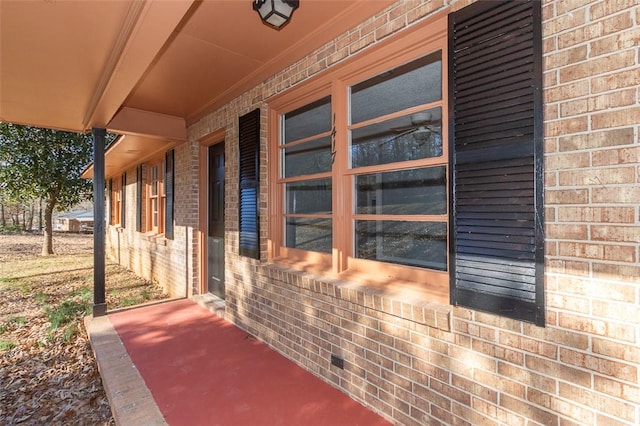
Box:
[0,232,168,425]
[0,232,94,263]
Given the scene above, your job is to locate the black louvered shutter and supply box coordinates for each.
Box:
[238,109,260,259]
[121,173,126,228]
[165,150,174,240]
[449,0,544,325]
[136,165,142,232]
[108,178,113,225]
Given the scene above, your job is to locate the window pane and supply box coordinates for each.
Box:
[283,136,332,177]
[355,220,447,270]
[284,96,332,143]
[351,107,442,168]
[151,166,159,196]
[285,179,332,214]
[286,217,332,253]
[355,166,446,215]
[350,52,441,125]
[152,199,158,227]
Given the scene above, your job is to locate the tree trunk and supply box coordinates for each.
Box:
[38,199,43,231]
[42,197,56,255]
[0,203,5,227]
[26,203,34,231]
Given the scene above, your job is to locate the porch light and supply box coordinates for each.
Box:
[253,0,299,29]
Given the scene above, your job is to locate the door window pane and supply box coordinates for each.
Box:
[350,52,441,125]
[283,136,332,177]
[351,107,442,168]
[285,179,332,214]
[355,220,447,270]
[283,96,332,143]
[355,166,446,215]
[286,218,332,253]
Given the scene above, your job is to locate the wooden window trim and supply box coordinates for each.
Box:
[146,159,165,235]
[110,177,122,226]
[108,178,113,225]
[136,165,143,232]
[268,12,449,302]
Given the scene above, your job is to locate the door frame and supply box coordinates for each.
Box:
[198,129,226,296]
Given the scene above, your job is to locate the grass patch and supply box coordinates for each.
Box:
[35,292,48,304]
[118,297,140,308]
[0,233,170,424]
[71,286,92,303]
[46,300,90,330]
[2,234,168,330]
[0,276,18,289]
[0,339,16,351]
[7,316,26,326]
[0,255,93,282]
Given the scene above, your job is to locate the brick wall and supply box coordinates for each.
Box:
[105,141,198,298]
[540,2,640,424]
[103,0,640,424]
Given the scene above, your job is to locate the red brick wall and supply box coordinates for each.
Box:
[107,0,640,424]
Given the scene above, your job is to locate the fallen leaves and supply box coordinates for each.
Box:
[0,232,168,425]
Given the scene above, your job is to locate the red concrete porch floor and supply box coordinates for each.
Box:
[85,298,391,426]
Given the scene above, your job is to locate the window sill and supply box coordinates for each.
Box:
[263,262,452,332]
[141,232,167,246]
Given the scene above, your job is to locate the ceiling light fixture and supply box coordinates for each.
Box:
[253,0,299,29]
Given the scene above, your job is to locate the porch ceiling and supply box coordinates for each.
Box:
[81,134,176,180]
[0,0,395,136]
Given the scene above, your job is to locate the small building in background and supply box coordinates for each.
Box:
[56,210,93,233]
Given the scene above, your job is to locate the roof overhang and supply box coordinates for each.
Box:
[81,133,176,180]
[0,0,196,132]
[2,0,396,178]
[82,107,186,179]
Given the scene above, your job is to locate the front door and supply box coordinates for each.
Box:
[208,143,225,298]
